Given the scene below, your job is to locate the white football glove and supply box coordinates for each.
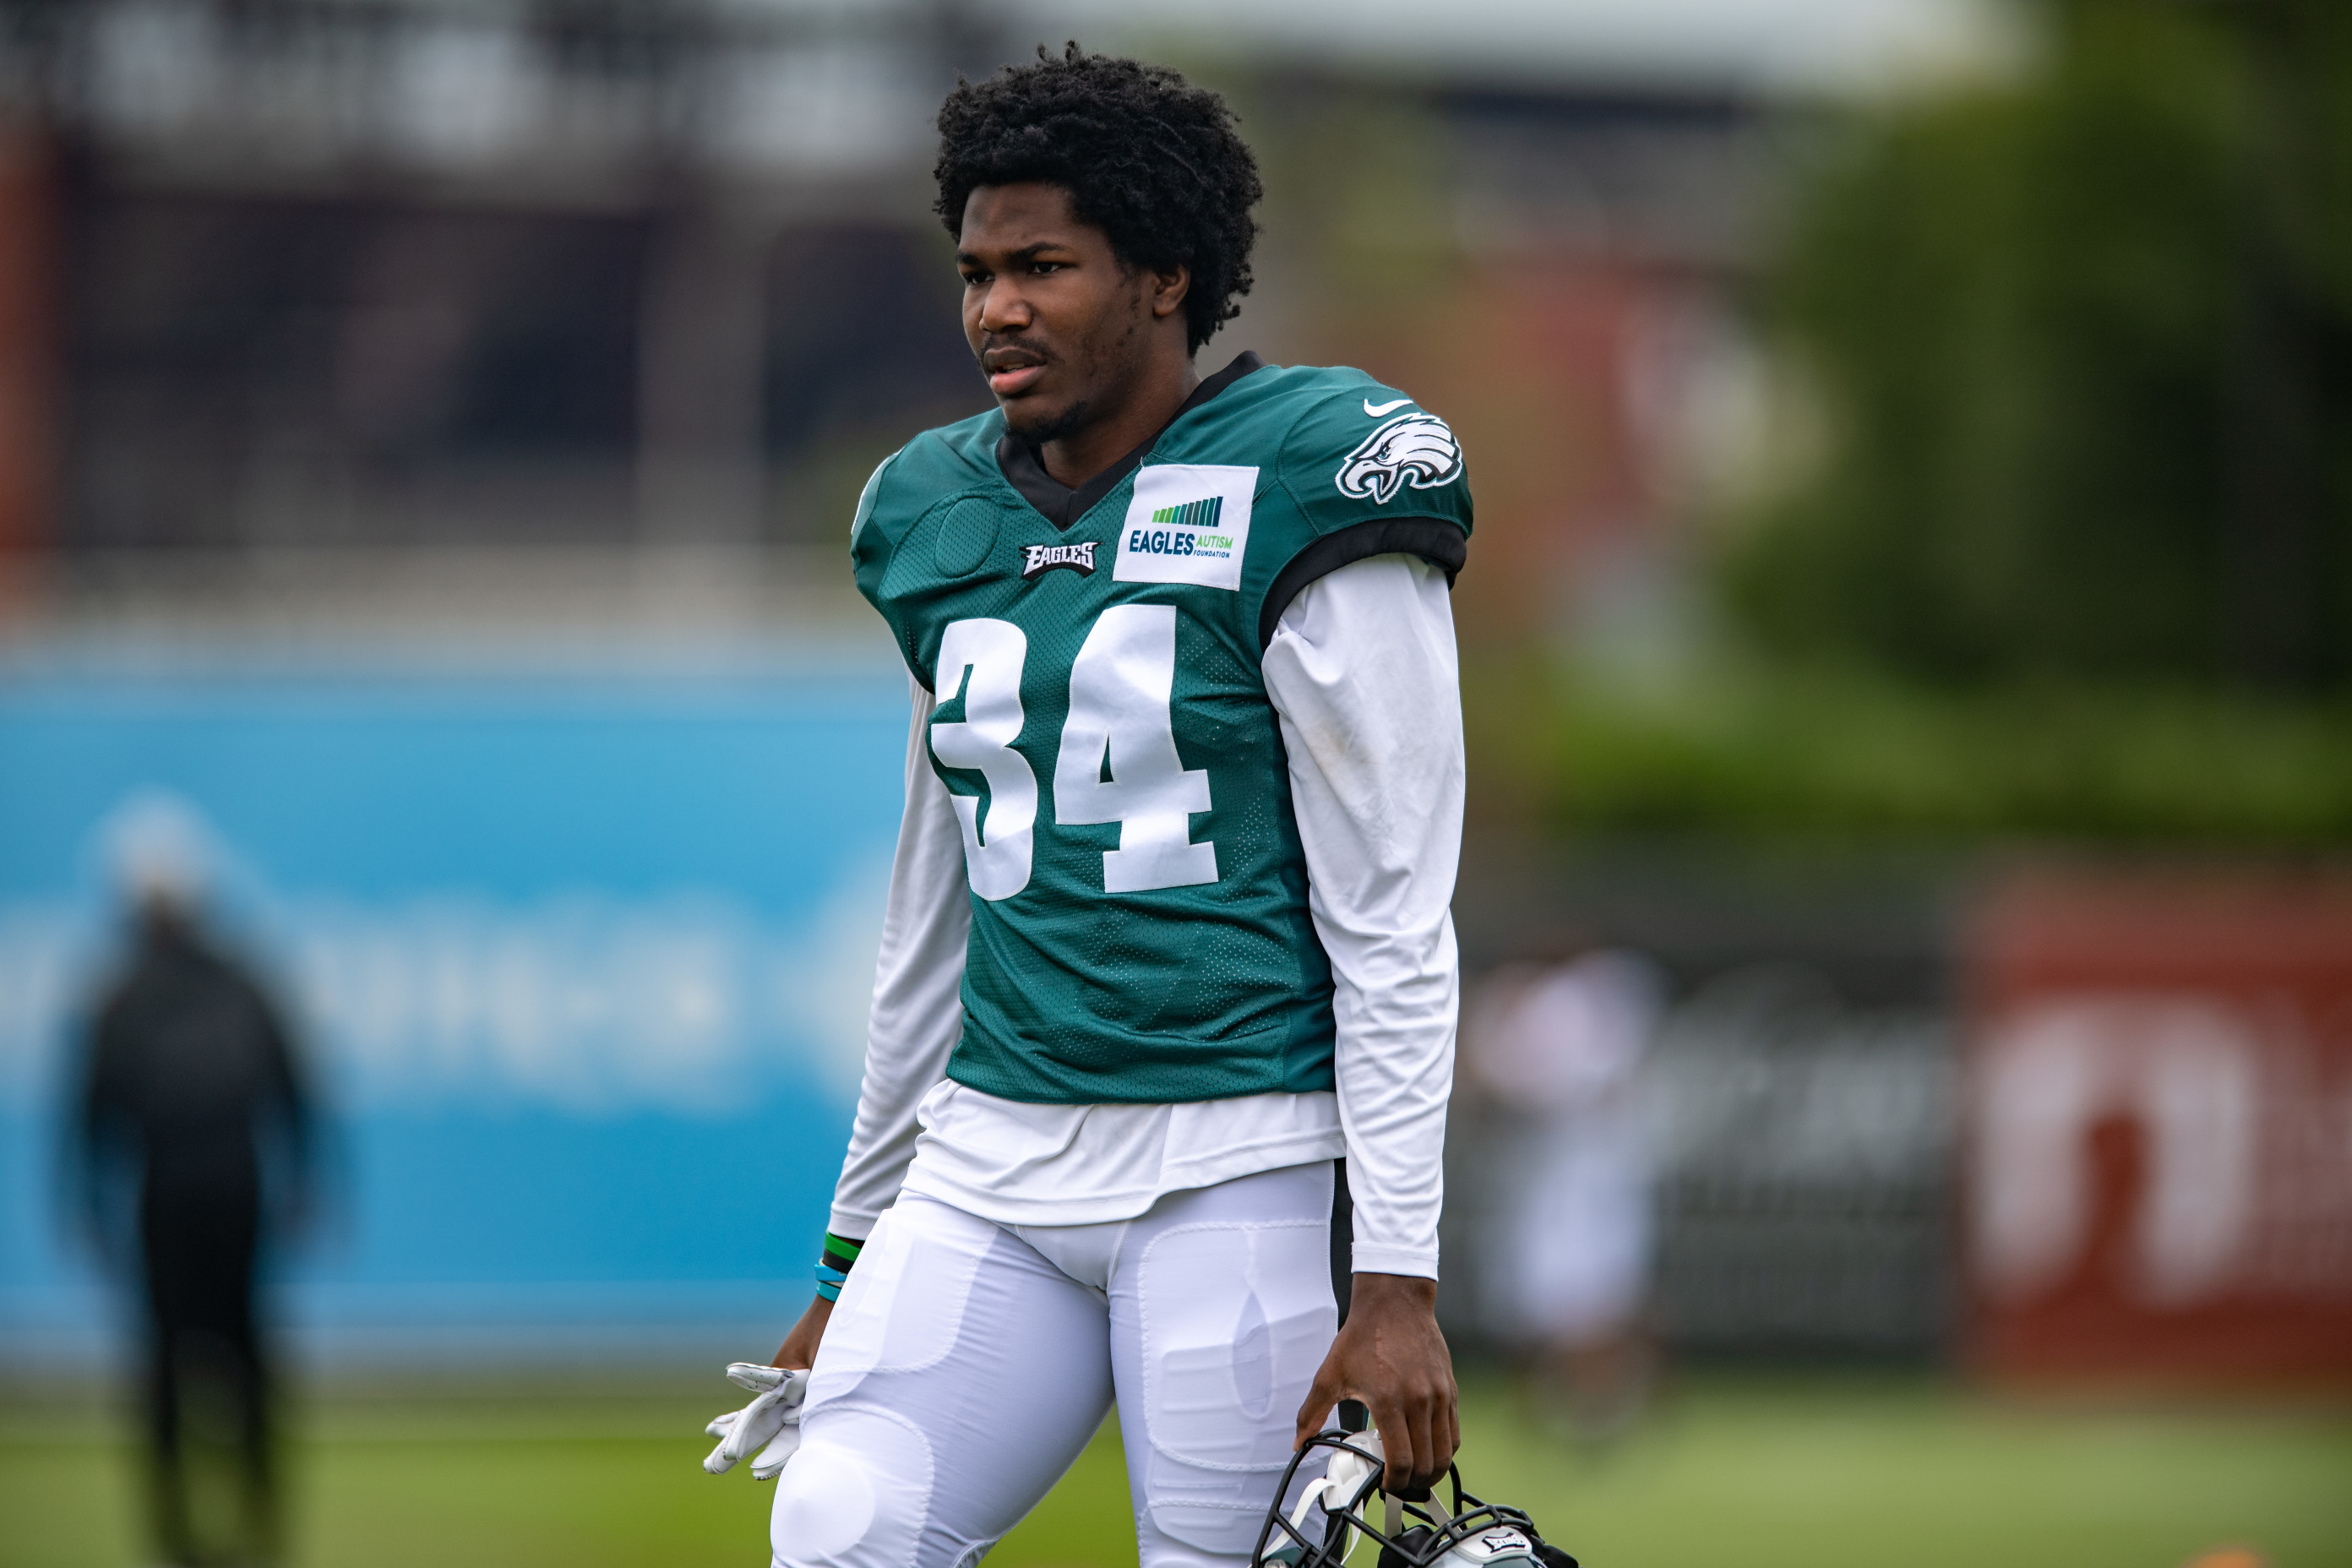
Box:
[702,1362,808,1481]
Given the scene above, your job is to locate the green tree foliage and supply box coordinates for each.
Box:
[1728,0,2352,689]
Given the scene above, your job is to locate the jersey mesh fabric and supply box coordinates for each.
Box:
[852,363,1472,1107]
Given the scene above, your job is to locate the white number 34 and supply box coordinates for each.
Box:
[929,606,1217,901]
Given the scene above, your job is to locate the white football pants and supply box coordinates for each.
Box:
[770,1161,1341,1568]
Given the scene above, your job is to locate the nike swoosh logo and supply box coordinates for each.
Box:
[1364,397,1413,416]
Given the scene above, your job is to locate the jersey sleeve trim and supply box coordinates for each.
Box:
[1256,515,1468,651]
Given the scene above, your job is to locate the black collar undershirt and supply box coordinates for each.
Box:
[994,351,1266,531]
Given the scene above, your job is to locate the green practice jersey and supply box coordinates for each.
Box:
[852,353,1473,1105]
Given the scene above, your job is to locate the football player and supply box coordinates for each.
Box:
[724,45,1473,1568]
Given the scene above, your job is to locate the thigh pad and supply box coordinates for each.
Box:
[1135,1217,1337,1556]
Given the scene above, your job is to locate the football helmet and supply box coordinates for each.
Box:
[1255,1429,1577,1568]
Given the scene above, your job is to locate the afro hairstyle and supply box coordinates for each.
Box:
[934,45,1264,354]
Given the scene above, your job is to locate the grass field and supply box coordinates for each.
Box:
[3,1371,2347,1568]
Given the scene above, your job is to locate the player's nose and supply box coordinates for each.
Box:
[974,279,1033,335]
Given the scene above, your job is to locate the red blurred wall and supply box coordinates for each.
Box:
[1307,252,1712,647]
[1966,871,2352,1386]
[0,125,57,564]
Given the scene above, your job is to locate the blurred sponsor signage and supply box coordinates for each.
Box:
[1967,873,2352,1384]
[0,663,903,1364]
[1647,968,1954,1357]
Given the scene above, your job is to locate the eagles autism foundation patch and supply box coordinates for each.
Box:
[1114,464,1259,591]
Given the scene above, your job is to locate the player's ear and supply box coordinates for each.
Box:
[1151,263,1190,320]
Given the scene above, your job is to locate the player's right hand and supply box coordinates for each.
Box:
[769,1291,835,1373]
[702,1362,808,1480]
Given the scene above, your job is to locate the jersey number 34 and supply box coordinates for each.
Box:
[931,605,1217,901]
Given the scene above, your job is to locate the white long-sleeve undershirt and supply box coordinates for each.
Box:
[827,553,1463,1278]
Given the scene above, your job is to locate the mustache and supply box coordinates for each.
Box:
[979,335,1052,371]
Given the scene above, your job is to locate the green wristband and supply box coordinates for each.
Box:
[814,1231,865,1303]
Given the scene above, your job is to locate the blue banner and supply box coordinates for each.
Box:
[0,654,909,1364]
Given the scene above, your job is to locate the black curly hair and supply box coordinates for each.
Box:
[934,45,1263,355]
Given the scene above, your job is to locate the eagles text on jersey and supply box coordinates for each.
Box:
[851,354,1472,1105]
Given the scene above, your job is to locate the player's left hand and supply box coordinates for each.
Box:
[1293,1272,1458,1498]
[702,1362,808,1480]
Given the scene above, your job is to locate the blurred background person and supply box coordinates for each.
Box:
[1466,948,1666,1445]
[67,819,314,1568]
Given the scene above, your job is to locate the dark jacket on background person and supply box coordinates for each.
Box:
[74,907,313,1568]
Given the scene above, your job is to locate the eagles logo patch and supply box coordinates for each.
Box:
[1334,412,1463,505]
[1021,541,1097,579]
